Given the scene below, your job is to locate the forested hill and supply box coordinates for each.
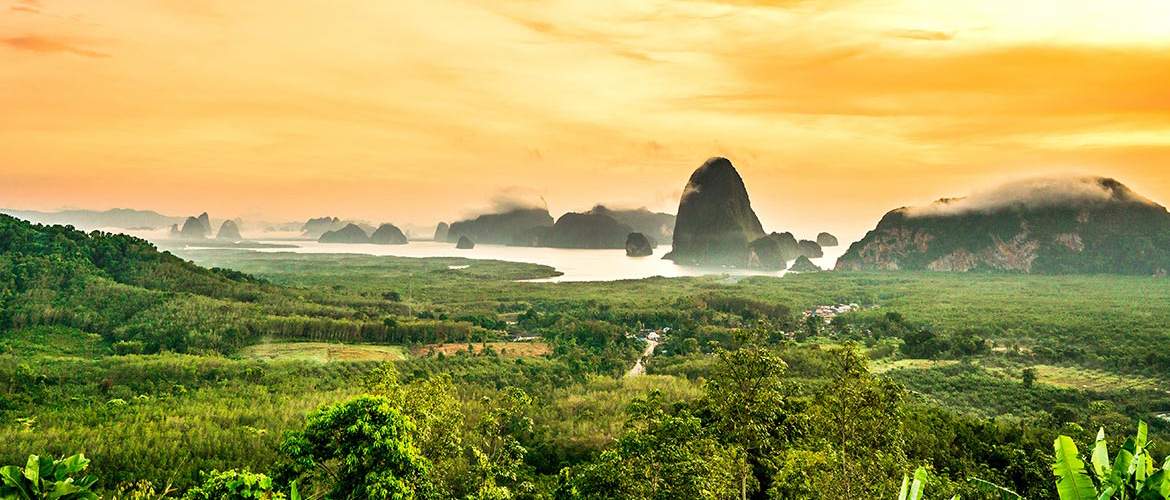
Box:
[0,213,262,295]
[0,214,485,355]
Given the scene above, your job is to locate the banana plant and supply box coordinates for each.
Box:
[0,454,98,500]
[898,467,960,500]
[1053,422,1170,500]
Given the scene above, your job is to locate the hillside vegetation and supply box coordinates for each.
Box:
[4,213,1170,498]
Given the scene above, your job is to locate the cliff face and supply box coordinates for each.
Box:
[665,157,767,267]
[447,208,554,245]
[434,222,449,242]
[836,177,1170,275]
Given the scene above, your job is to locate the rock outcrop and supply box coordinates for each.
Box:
[169,224,181,238]
[798,240,824,258]
[817,232,839,247]
[748,235,788,270]
[626,232,655,257]
[370,223,408,245]
[766,232,802,262]
[789,255,822,273]
[664,157,767,267]
[540,208,635,249]
[836,176,1170,275]
[196,212,212,237]
[434,222,449,242]
[591,206,676,241]
[447,208,554,246]
[456,235,475,249]
[179,217,206,239]
[216,220,243,241]
[318,223,370,244]
[302,217,344,239]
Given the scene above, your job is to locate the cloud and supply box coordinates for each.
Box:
[886,29,954,41]
[478,3,661,63]
[459,187,549,218]
[689,0,845,9]
[698,44,1170,117]
[9,0,40,13]
[903,176,1156,217]
[1,35,109,58]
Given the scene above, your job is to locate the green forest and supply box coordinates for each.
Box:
[4,213,1170,499]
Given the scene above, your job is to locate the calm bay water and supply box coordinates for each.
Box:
[234,240,849,282]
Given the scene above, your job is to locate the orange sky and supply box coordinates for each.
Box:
[3,0,1170,240]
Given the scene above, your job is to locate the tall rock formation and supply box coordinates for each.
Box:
[664,157,766,267]
[817,232,839,247]
[197,212,212,237]
[179,217,206,239]
[434,222,449,242]
[836,176,1170,275]
[216,220,243,241]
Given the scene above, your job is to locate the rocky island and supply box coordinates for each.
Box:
[836,176,1170,275]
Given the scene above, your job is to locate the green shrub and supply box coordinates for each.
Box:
[182,469,284,500]
[0,453,98,500]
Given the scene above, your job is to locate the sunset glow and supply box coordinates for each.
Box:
[4,0,1170,238]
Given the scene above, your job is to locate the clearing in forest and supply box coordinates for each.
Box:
[239,341,408,362]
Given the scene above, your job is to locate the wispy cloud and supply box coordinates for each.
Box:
[1,35,109,58]
[9,0,40,14]
[886,29,955,41]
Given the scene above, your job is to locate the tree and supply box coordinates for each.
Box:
[773,346,907,499]
[278,396,432,499]
[557,391,745,499]
[700,336,798,499]
[469,388,536,499]
[1022,367,1037,389]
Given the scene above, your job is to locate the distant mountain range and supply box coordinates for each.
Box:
[0,208,183,230]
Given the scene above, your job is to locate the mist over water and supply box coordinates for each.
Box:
[231,240,849,282]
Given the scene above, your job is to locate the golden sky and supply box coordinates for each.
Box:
[3,0,1170,239]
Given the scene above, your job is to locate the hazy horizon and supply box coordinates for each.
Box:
[5,0,1170,241]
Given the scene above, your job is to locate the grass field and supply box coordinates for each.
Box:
[239,341,408,362]
[413,341,552,358]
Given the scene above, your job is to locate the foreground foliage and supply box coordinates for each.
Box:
[0,454,97,500]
